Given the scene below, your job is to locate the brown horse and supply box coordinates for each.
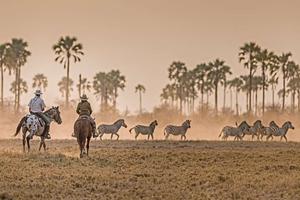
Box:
[74,116,92,158]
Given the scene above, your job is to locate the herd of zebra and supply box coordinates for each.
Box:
[95,119,191,140]
[219,120,295,142]
[93,118,295,141]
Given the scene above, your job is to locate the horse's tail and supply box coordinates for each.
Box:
[15,116,27,136]
[164,128,167,136]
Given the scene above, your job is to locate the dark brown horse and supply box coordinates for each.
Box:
[74,116,92,158]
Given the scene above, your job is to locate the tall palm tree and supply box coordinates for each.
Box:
[207,59,231,113]
[32,73,48,91]
[168,61,187,113]
[193,63,209,108]
[268,75,279,109]
[277,52,292,111]
[135,84,146,114]
[58,77,74,98]
[0,43,9,107]
[6,38,31,111]
[256,49,276,115]
[93,72,113,107]
[286,61,300,112]
[10,78,28,99]
[108,70,126,108]
[53,36,84,107]
[239,42,260,113]
[252,76,263,115]
[228,77,243,115]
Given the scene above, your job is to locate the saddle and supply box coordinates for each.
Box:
[28,114,44,127]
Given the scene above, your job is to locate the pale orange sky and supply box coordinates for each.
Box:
[1,0,300,113]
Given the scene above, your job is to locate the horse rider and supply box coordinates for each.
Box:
[73,94,96,137]
[28,90,51,139]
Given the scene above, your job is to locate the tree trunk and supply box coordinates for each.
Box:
[236,88,239,116]
[215,83,218,113]
[249,66,252,113]
[282,69,286,112]
[139,90,142,114]
[66,57,70,107]
[0,63,3,108]
[262,65,266,115]
[255,89,258,116]
[272,84,275,110]
[78,74,82,98]
[223,83,226,112]
[17,66,21,112]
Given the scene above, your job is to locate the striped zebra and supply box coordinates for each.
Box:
[219,121,250,141]
[242,120,264,140]
[259,121,279,140]
[129,120,158,140]
[164,120,191,140]
[265,121,294,142]
[96,119,127,140]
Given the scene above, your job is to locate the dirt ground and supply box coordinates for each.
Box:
[0,139,300,200]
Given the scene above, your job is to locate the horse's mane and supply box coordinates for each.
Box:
[282,121,292,127]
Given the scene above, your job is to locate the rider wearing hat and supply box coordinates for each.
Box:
[74,94,96,137]
[28,90,51,139]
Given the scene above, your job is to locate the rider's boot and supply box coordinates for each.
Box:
[43,125,51,139]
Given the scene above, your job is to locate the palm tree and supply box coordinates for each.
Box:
[32,73,48,91]
[6,38,31,111]
[193,63,209,108]
[286,61,300,112]
[168,61,187,113]
[277,52,292,111]
[252,76,263,115]
[135,84,146,114]
[0,43,9,107]
[108,70,126,108]
[239,42,260,113]
[160,83,176,106]
[10,78,28,99]
[53,36,84,107]
[77,74,91,98]
[268,75,279,109]
[228,77,243,115]
[256,49,276,115]
[58,77,74,98]
[207,59,231,113]
[93,72,113,107]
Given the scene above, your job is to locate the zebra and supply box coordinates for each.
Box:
[242,120,264,140]
[219,121,250,141]
[164,120,191,140]
[129,120,158,140]
[259,121,279,141]
[96,119,127,140]
[265,121,294,142]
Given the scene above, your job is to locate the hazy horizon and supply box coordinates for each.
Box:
[1,0,300,113]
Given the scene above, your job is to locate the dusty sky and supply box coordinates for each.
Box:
[0,0,299,113]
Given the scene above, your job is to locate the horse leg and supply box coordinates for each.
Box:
[22,132,26,153]
[183,135,186,140]
[39,139,43,151]
[151,133,154,140]
[86,137,91,157]
[100,133,103,140]
[147,134,150,140]
[110,133,114,140]
[26,135,31,152]
[116,133,119,140]
[284,135,288,142]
